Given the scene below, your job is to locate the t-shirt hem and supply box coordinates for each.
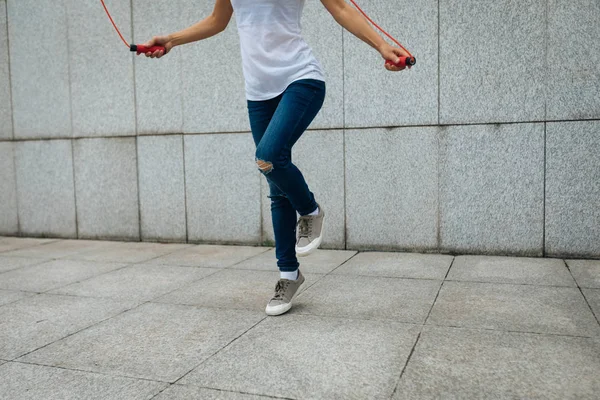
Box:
[245,71,326,101]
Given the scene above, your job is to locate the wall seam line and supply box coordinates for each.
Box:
[5,0,15,140]
[437,0,441,125]
[182,135,189,243]
[342,24,347,250]
[130,0,142,241]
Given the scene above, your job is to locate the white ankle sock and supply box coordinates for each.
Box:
[308,207,319,216]
[281,269,299,280]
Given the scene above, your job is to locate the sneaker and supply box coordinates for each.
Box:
[265,269,305,316]
[295,204,325,257]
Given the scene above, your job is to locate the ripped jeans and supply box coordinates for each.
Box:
[248,78,326,272]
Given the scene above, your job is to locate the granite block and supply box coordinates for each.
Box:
[184,133,261,243]
[0,1,12,139]
[567,260,600,289]
[146,244,268,268]
[0,142,18,234]
[0,289,34,307]
[63,240,191,264]
[7,0,71,138]
[155,385,273,400]
[440,123,545,255]
[0,237,60,254]
[0,256,47,274]
[137,135,187,241]
[439,0,546,124]
[73,138,140,240]
[345,127,438,250]
[546,121,600,258]
[0,239,112,259]
[14,140,76,237]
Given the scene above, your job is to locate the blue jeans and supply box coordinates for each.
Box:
[248,78,326,272]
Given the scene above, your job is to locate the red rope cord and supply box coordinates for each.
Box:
[348,0,413,58]
[100,0,129,48]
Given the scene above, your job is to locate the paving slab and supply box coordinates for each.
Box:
[428,281,600,336]
[296,274,440,323]
[155,269,323,312]
[393,326,600,399]
[0,290,35,307]
[1,239,114,260]
[231,248,356,275]
[155,384,276,400]
[447,256,576,286]
[0,237,60,254]
[20,303,265,382]
[331,252,453,280]
[1,294,134,360]
[567,260,600,289]
[0,362,166,400]
[0,259,127,292]
[64,241,193,264]
[0,256,48,274]
[582,289,600,324]
[51,264,219,303]
[182,314,420,399]
[147,245,269,268]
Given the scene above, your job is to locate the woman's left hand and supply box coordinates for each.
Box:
[379,43,411,71]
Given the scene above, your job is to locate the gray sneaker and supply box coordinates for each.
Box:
[295,204,325,257]
[265,269,305,316]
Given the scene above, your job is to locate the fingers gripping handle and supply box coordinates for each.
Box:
[130,44,166,55]
[385,56,416,69]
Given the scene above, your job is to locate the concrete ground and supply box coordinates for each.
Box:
[0,237,599,399]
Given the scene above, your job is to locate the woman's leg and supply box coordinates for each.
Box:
[254,79,326,216]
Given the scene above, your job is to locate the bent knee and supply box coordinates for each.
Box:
[256,158,274,174]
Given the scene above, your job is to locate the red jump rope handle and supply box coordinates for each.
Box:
[130,44,166,55]
[385,56,416,69]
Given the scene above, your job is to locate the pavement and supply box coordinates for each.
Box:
[0,236,599,399]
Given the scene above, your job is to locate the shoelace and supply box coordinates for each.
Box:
[273,280,291,300]
[297,217,313,238]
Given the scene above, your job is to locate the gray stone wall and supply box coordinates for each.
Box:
[1,0,598,258]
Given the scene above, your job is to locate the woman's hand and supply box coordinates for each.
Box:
[380,43,411,72]
[142,35,174,58]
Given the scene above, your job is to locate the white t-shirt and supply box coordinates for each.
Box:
[230,0,326,101]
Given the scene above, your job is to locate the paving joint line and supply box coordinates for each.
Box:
[563,260,600,329]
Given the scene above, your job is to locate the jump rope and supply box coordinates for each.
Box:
[100,0,416,69]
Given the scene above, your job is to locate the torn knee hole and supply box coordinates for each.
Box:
[257,159,274,173]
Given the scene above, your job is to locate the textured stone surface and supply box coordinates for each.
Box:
[547,0,600,120]
[0,259,126,292]
[147,244,268,268]
[64,241,191,264]
[0,256,47,273]
[155,385,273,400]
[180,0,247,133]
[184,134,261,243]
[393,326,600,399]
[181,315,420,399]
[0,1,12,139]
[296,274,440,322]
[439,0,545,124]
[132,0,183,134]
[21,303,265,382]
[232,248,356,275]
[0,237,59,254]
[0,142,18,234]
[66,0,135,137]
[428,281,600,336]
[7,0,71,138]
[0,239,111,259]
[155,268,322,311]
[51,263,216,303]
[302,0,343,129]
[261,130,345,248]
[0,294,133,359]
[344,0,438,127]
[14,140,76,237]
[0,362,166,400]
[137,135,187,241]
[447,256,576,286]
[546,121,600,258]
[567,260,600,289]
[582,289,600,322]
[345,127,438,250]
[0,290,33,307]
[332,252,453,280]
[440,123,544,255]
[73,138,140,240]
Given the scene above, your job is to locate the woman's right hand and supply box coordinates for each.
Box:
[142,35,174,58]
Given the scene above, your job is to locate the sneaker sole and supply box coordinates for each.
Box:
[295,224,324,257]
[265,277,305,316]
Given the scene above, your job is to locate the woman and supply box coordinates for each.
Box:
[143,0,408,316]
